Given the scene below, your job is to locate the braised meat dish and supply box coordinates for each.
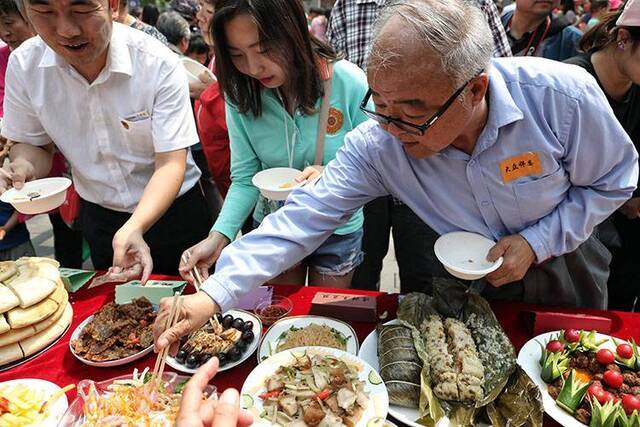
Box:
[72,298,156,361]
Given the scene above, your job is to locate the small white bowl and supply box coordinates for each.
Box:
[252,167,303,201]
[181,57,216,85]
[434,231,503,280]
[0,177,72,214]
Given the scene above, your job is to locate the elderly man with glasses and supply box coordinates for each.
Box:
[155,0,638,349]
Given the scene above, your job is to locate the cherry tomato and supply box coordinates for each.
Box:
[617,343,634,360]
[604,370,624,389]
[596,349,616,365]
[564,329,581,343]
[587,384,605,402]
[599,391,616,405]
[622,394,640,415]
[546,340,564,353]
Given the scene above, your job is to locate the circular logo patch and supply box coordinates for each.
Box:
[326,107,344,135]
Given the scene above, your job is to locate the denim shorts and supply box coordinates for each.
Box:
[254,220,364,276]
[308,228,364,276]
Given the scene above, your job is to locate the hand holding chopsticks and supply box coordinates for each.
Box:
[152,292,221,354]
[181,251,205,291]
[150,293,183,388]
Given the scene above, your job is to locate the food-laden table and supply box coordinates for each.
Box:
[2,276,640,426]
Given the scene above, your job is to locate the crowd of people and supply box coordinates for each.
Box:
[0,0,637,423]
[0,0,637,307]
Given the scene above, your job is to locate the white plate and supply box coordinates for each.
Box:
[181,56,216,85]
[257,315,359,362]
[241,346,389,426]
[0,177,72,215]
[0,378,68,426]
[167,309,262,374]
[518,331,618,427]
[69,314,154,367]
[434,231,503,280]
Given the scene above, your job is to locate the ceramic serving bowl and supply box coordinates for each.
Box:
[433,231,503,280]
[252,168,303,201]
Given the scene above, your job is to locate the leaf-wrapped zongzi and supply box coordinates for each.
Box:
[377,323,422,407]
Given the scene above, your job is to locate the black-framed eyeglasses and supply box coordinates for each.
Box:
[359,72,482,136]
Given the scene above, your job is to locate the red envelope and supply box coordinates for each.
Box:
[522,311,612,336]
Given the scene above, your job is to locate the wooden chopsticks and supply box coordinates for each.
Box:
[182,250,205,291]
[150,293,183,387]
[181,251,216,329]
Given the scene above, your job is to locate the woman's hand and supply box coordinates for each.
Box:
[179,231,231,286]
[111,221,153,283]
[153,292,219,354]
[176,357,253,427]
[295,165,324,185]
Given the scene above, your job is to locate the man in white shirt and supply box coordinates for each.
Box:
[0,0,211,280]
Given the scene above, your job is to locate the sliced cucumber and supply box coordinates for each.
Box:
[241,394,254,409]
[368,370,383,385]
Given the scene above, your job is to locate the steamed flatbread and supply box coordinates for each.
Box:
[5,275,57,308]
[17,261,60,282]
[16,257,60,269]
[0,342,22,365]
[0,323,36,347]
[0,302,70,346]
[0,315,8,335]
[47,281,67,305]
[0,284,19,314]
[6,297,58,329]
[19,302,72,357]
[34,302,70,333]
[0,261,17,282]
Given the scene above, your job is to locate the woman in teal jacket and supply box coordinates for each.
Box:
[180,0,370,288]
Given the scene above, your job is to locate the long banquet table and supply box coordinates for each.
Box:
[1,276,639,426]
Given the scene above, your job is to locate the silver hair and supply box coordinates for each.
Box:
[11,0,25,20]
[369,0,493,85]
[156,10,191,46]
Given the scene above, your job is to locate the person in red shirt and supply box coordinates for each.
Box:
[192,0,232,198]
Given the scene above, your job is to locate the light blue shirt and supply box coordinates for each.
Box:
[203,57,639,311]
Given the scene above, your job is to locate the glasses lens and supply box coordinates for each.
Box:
[362,110,390,125]
[395,122,423,136]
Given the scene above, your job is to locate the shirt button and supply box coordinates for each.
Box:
[469,160,476,166]
[481,201,490,207]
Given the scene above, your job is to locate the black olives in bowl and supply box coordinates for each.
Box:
[227,347,241,362]
[241,330,254,343]
[186,354,199,369]
[222,314,234,328]
[175,349,188,364]
[231,318,245,330]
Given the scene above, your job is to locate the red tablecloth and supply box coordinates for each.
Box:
[2,278,640,426]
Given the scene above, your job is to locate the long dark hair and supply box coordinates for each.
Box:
[580,10,640,53]
[211,0,339,116]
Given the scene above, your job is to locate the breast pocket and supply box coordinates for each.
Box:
[120,117,154,157]
[513,167,570,228]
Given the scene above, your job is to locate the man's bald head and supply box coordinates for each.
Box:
[368,0,493,86]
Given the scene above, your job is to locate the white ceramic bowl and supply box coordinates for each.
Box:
[0,177,72,215]
[181,57,216,85]
[252,167,303,201]
[433,231,503,280]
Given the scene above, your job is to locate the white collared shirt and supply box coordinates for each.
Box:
[1,23,201,212]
